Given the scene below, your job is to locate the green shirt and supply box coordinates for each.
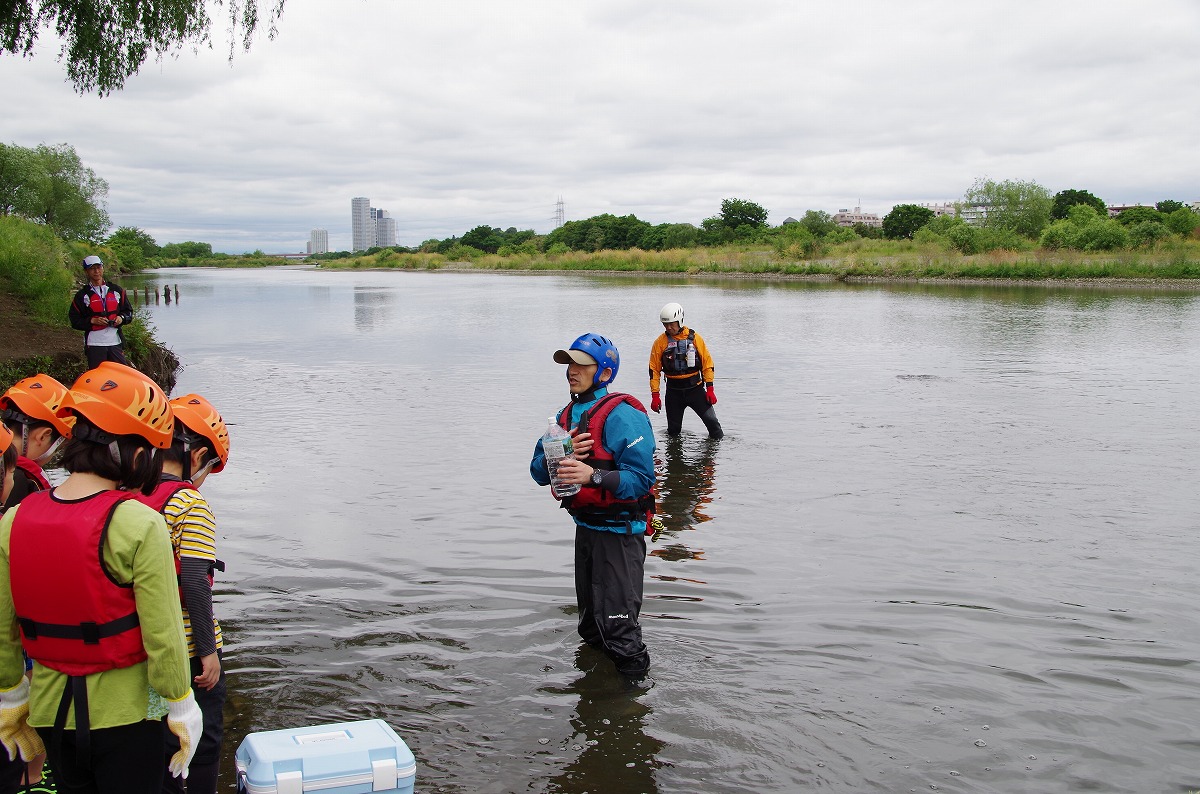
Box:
[0,495,192,729]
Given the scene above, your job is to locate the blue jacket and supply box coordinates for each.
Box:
[530,387,656,534]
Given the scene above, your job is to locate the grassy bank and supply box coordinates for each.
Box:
[0,217,180,392]
[314,238,1200,281]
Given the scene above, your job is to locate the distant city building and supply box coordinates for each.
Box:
[351,197,398,251]
[309,228,329,255]
[832,206,882,228]
[351,197,373,252]
[1191,200,1200,213]
[960,204,990,226]
[1106,203,1149,218]
[373,210,397,248]
[917,202,958,217]
[781,217,799,225]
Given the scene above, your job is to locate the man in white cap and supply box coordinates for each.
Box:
[68,255,134,367]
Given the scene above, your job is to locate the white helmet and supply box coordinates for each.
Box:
[659,302,684,324]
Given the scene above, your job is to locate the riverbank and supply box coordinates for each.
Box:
[0,290,179,393]
[311,242,1200,283]
[342,263,1200,291]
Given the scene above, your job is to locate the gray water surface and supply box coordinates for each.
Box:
[137,268,1200,793]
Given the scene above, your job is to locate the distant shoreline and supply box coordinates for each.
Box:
[315,263,1200,291]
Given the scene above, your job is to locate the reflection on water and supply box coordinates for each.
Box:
[650,435,718,564]
[353,286,399,331]
[131,268,1200,793]
[543,647,664,794]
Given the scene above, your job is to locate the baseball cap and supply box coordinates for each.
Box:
[553,349,597,366]
[82,255,103,268]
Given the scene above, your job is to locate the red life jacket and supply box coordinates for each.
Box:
[9,490,148,676]
[87,286,121,323]
[133,480,220,604]
[14,456,50,491]
[555,392,657,529]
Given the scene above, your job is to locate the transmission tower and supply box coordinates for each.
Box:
[554,196,565,228]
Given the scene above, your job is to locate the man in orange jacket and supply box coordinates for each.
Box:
[648,303,723,439]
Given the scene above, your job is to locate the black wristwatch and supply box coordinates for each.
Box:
[589,469,605,487]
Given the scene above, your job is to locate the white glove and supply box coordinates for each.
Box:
[166,691,203,779]
[0,679,44,762]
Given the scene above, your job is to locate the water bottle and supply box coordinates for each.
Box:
[686,342,696,369]
[542,417,581,497]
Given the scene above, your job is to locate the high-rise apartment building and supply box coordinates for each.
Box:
[351,197,373,252]
[352,198,400,251]
[309,228,329,254]
[375,212,397,248]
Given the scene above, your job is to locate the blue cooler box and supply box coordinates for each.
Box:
[235,718,416,794]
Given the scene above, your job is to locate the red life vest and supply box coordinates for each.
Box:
[13,456,50,491]
[9,490,148,676]
[87,286,121,323]
[555,392,656,529]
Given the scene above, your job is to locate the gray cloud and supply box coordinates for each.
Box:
[1,0,1197,252]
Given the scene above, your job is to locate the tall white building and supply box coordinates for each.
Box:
[309,228,329,254]
[375,213,397,248]
[351,197,373,252]
[352,197,398,251]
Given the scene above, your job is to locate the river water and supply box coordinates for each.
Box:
[132,267,1200,793]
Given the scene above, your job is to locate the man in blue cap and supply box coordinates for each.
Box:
[531,333,657,681]
[68,255,134,367]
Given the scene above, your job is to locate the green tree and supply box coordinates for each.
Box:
[107,226,159,258]
[1,0,287,96]
[1050,188,1106,220]
[1114,206,1161,226]
[461,225,505,253]
[964,178,1053,238]
[160,241,213,258]
[799,210,838,238]
[27,143,110,241]
[882,204,935,240]
[718,198,768,230]
[0,143,48,217]
[639,223,699,250]
[1127,220,1170,248]
[1155,200,1186,214]
[1163,207,1200,236]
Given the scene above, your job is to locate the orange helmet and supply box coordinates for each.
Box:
[1,374,76,437]
[65,362,174,449]
[0,422,12,455]
[168,394,230,472]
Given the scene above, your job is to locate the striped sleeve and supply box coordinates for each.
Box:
[163,489,223,656]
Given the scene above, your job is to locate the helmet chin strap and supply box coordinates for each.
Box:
[34,436,64,466]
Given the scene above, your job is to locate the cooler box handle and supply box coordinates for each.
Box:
[373,758,397,790]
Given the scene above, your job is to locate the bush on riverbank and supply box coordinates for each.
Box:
[0,216,77,324]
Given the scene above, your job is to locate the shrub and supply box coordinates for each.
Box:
[0,216,75,324]
[1128,220,1171,248]
[1074,219,1128,251]
[1164,208,1200,236]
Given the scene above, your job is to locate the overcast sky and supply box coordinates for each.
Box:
[2,0,1198,253]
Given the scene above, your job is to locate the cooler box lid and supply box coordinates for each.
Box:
[235,718,416,794]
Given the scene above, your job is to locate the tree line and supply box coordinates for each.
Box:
[337,184,1197,263]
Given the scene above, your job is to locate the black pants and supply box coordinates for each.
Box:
[0,748,26,794]
[84,345,129,369]
[574,525,650,676]
[162,653,226,794]
[36,719,164,794]
[665,385,723,438]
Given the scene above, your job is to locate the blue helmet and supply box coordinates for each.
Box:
[553,333,620,385]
